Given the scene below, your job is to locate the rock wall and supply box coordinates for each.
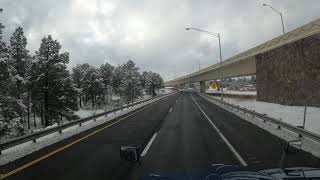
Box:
[256,33,320,107]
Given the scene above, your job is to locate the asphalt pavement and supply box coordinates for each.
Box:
[1,92,319,180]
[1,93,179,180]
[129,92,320,179]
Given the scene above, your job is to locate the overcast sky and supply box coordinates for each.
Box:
[0,0,319,81]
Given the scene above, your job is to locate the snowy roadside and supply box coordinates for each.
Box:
[200,93,320,158]
[208,95,320,135]
[0,95,153,143]
[75,109,111,119]
[0,94,170,166]
[206,89,257,96]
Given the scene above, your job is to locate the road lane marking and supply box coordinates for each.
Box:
[190,93,248,166]
[141,95,179,157]
[0,95,174,179]
[141,132,158,157]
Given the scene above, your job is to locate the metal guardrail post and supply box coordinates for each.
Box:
[244,108,247,115]
[297,126,303,138]
[277,118,282,129]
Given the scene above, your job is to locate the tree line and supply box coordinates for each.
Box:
[72,60,163,109]
[0,23,163,138]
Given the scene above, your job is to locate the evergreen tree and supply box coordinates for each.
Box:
[144,71,163,96]
[85,67,103,108]
[10,27,29,99]
[10,27,32,128]
[140,71,148,89]
[99,62,114,104]
[111,64,125,95]
[74,63,103,108]
[30,35,77,127]
[0,22,24,137]
[72,63,88,107]
[119,60,141,103]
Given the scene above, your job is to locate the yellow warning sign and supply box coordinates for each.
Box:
[210,81,219,89]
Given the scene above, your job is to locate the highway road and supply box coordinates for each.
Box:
[1,92,319,180]
[129,93,320,179]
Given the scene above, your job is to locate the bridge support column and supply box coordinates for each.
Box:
[200,81,206,93]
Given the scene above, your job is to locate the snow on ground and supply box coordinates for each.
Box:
[0,95,168,166]
[206,89,257,96]
[200,93,320,158]
[7,96,153,142]
[75,109,106,119]
[217,96,320,135]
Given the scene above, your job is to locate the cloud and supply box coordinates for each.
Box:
[0,0,319,80]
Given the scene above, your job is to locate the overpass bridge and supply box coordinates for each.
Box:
[164,19,320,107]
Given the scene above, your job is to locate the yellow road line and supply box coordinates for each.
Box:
[0,97,168,179]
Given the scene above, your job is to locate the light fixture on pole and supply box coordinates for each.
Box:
[262,3,285,34]
[185,27,224,101]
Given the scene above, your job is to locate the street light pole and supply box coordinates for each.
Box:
[263,3,285,34]
[217,33,223,101]
[280,13,285,34]
[185,28,224,101]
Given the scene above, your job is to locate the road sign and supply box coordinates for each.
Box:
[210,81,219,89]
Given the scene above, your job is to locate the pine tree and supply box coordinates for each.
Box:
[74,63,103,108]
[72,64,88,107]
[0,22,24,137]
[10,27,31,128]
[10,27,29,99]
[99,62,114,104]
[144,71,163,96]
[30,35,78,127]
[111,64,125,96]
[140,71,148,89]
[120,60,141,103]
[85,67,103,108]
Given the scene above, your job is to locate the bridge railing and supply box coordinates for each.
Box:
[0,93,172,154]
[201,93,320,144]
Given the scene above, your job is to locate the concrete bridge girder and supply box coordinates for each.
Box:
[164,56,256,86]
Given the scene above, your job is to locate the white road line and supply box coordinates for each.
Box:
[190,93,248,166]
[141,132,158,157]
[169,107,173,112]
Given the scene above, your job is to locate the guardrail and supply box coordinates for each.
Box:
[0,93,171,154]
[202,93,320,144]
